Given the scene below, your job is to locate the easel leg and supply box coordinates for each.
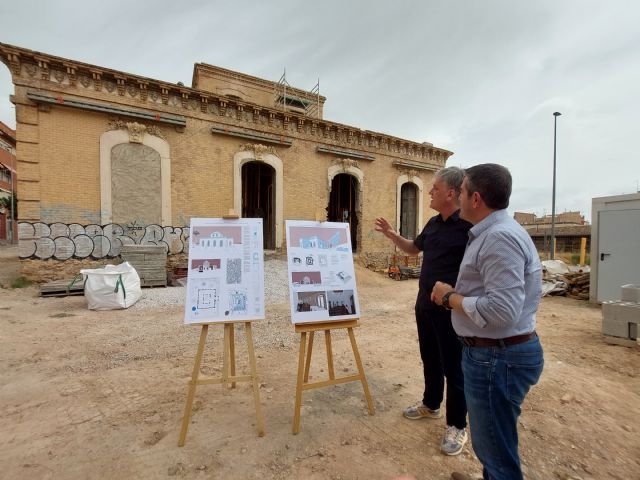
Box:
[245,323,265,436]
[178,324,209,446]
[347,327,375,415]
[229,323,236,389]
[293,331,307,434]
[324,330,335,380]
[223,324,230,386]
[303,331,315,383]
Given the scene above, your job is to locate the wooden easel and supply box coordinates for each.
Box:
[178,321,265,446]
[179,212,265,446]
[292,319,374,434]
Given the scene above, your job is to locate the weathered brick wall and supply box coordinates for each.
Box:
[21,258,110,283]
[3,43,447,281]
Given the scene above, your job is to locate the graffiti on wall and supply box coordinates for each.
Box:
[18,221,190,260]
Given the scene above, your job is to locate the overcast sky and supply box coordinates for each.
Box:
[1,0,639,221]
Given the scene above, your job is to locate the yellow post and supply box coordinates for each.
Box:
[579,237,587,265]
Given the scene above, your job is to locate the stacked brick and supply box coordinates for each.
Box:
[119,245,167,287]
[602,284,640,345]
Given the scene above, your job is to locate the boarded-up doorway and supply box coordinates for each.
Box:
[242,161,275,249]
[400,182,418,240]
[111,143,161,226]
[327,173,359,252]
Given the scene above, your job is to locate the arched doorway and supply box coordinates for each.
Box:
[327,173,359,251]
[400,182,418,240]
[241,161,275,249]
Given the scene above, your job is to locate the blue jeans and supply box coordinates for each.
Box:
[462,336,544,480]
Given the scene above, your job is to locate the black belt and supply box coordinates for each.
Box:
[458,332,537,348]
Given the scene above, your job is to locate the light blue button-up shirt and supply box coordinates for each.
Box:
[452,209,542,338]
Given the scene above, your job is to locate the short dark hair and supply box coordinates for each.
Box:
[464,163,512,210]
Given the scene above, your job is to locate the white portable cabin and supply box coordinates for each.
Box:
[590,192,640,303]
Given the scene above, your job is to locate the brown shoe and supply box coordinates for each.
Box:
[450,473,481,480]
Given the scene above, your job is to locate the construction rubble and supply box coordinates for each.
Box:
[541,259,590,300]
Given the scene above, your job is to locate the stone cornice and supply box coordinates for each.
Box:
[26,92,186,127]
[0,42,453,166]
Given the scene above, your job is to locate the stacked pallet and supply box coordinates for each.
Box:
[40,277,85,297]
[120,245,167,287]
[563,272,590,300]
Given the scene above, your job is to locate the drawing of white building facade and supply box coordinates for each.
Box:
[200,232,234,248]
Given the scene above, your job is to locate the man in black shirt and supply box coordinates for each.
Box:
[375,166,471,455]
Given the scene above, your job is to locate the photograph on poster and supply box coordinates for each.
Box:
[191,258,221,272]
[286,220,360,324]
[291,271,322,286]
[295,291,328,313]
[327,289,357,316]
[184,218,264,324]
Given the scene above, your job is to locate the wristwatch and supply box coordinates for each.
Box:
[442,291,456,310]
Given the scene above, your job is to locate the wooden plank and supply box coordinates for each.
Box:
[301,374,362,390]
[40,290,85,297]
[40,278,84,297]
[121,245,165,254]
[120,253,146,262]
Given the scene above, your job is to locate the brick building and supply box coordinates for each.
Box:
[0,43,452,281]
[0,120,16,242]
[514,211,591,258]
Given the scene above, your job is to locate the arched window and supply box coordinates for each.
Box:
[400,182,418,240]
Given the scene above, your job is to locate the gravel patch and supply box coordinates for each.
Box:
[131,257,290,310]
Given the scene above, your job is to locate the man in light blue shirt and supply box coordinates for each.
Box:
[432,163,544,480]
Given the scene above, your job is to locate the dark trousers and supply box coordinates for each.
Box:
[416,302,467,429]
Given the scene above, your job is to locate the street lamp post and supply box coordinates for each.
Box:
[550,111,562,260]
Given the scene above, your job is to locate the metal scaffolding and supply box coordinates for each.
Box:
[274,69,321,118]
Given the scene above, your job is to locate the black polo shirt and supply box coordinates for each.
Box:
[413,209,471,309]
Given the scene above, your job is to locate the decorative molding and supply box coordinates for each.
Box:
[327,163,364,204]
[0,42,453,164]
[91,70,102,91]
[25,63,37,77]
[26,92,187,127]
[108,120,165,141]
[64,64,76,86]
[317,145,375,161]
[3,49,22,75]
[333,158,360,172]
[392,159,441,173]
[211,124,293,147]
[53,69,65,83]
[239,143,277,159]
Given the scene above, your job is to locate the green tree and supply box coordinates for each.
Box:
[0,191,17,218]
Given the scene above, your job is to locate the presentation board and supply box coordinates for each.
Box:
[184,218,265,324]
[285,220,360,324]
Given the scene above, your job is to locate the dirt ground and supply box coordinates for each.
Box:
[1,245,639,480]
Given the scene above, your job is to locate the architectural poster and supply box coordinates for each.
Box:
[285,220,360,324]
[184,218,264,324]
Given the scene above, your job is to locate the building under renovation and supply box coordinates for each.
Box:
[0,42,451,280]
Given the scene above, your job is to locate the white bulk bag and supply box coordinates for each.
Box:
[80,262,142,310]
